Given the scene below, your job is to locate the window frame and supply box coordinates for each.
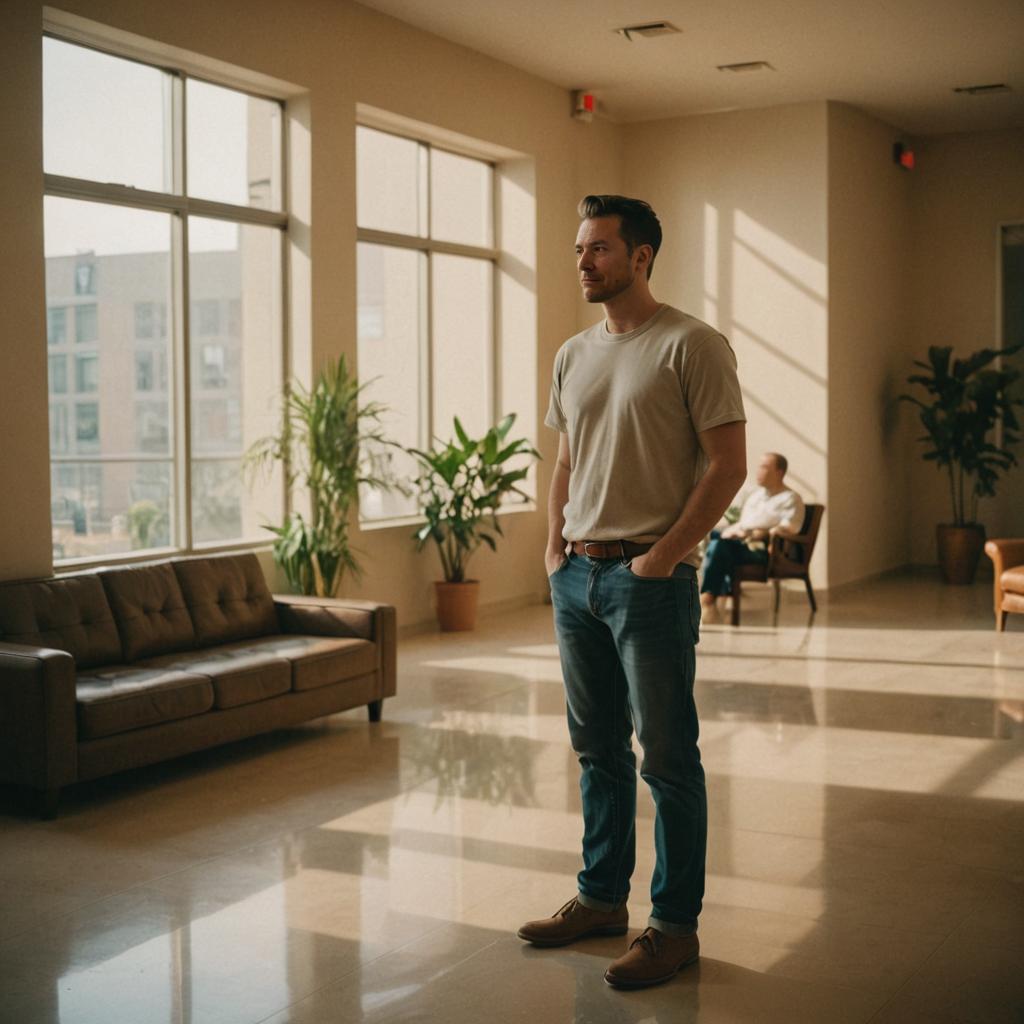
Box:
[43,31,290,568]
[355,125,500,526]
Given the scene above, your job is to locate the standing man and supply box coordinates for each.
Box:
[517,195,746,989]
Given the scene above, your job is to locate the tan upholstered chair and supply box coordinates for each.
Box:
[730,504,825,626]
[984,539,1024,631]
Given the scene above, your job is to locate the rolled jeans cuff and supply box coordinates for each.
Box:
[577,890,624,913]
[649,915,697,937]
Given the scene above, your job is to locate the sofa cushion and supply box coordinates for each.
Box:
[1000,565,1024,595]
[76,665,214,740]
[212,634,378,691]
[173,553,279,648]
[139,648,290,710]
[0,575,122,669]
[100,563,195,661]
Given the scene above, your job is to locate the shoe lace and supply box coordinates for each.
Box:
[555,897,580,918]
[630,927,662,955]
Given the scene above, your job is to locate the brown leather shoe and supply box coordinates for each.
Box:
[604,927,699,988]
[517,896,629,947]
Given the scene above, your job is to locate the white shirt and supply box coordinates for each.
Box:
[737,486,805,532]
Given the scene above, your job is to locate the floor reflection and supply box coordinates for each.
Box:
[0,570,1021,1023]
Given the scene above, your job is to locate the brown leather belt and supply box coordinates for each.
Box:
[570,540,654,559]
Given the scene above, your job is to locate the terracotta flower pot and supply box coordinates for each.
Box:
[434,580,480,631]
[936,523,986,585]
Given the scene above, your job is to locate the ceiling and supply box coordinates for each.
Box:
[356,0,1024,135]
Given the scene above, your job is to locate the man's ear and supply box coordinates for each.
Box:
[634,244,652,272]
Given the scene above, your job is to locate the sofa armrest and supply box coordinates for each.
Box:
[273,595,397,699]
[0,642,77,790]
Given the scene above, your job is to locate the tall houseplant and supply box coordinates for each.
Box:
[900,344,1022,583]
[409,414,540,630]
[246,356,399,597]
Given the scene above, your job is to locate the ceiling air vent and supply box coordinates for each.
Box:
[953,83,1011,95]
[613,21,681,42]
[717,61,774,73]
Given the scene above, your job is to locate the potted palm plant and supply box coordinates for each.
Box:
[245,356,400,597]
[409,414,540,631]
[900,344,1022,584]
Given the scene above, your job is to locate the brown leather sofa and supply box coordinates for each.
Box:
[0,552,396,817]
[984,538,1024,631]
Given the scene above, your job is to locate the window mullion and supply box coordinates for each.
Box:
[174,72,193,551]
[422,143,433,449]
[489,161,499,431]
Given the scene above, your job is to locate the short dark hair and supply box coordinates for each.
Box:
[577,194,662,278]
[769,452,788,476]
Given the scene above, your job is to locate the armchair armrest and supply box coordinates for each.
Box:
[985,539,1024,625]
[985,539,1024,576]
[273,595,397,700]
[767,532,809,573]
[0,642,77,790]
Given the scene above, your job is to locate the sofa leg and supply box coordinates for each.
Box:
[368,699,383,723]
[38,787,61,820]
[997,608,1007,632]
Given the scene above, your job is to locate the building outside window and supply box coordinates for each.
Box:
[134,301,167,340]
[355,125,497,521]
[43,34,286,563]
[49,406,69,454]
[48,354,68,394]
[47,306,67,345]
[75,353,99,393]
[75,402,99,445]
[75,304,98,344]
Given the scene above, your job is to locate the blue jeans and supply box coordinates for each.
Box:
[549,551,705,936]
[699,530,767,596]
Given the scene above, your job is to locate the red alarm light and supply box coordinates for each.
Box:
[572,90,595,121]
[893,142,915,170]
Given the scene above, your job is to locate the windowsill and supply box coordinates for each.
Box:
[359,499,538,533]
[53,539,274,575]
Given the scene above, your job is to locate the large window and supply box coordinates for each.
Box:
[43,35,285,563]
[356,125,497,521]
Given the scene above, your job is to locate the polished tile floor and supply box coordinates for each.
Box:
[1,570,1022,1024]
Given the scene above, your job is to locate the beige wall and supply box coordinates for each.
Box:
[0,3,52,581]
[623,103,831,583]
[826,102,915,586]
[4,0,1020,612]
[907,128,1024,562]
[0,0,625,625]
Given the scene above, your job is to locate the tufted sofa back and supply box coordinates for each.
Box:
[172,553,278,647]
[0,574,122,668]
[99,562,196,661]
[0,553,281,666]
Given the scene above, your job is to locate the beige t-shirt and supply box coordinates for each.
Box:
[545,305,746,568]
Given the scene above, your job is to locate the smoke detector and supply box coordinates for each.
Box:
[717,61,775,73]
[613,21,681,42]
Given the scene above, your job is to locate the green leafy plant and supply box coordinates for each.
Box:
[127,499,168,550]
[900,344,1022,526]
[409,414,540,583]
[245,356,401,596]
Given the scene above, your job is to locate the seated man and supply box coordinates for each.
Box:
[699,452,804,619]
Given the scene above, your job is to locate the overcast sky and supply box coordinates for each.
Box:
[43,37,275,256]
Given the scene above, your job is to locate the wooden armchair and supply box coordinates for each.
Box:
[984,539,1024,631]
[730,503,825,626]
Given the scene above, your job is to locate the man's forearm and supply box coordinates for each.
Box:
[650,460,746,566]
[547,461,570,553]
